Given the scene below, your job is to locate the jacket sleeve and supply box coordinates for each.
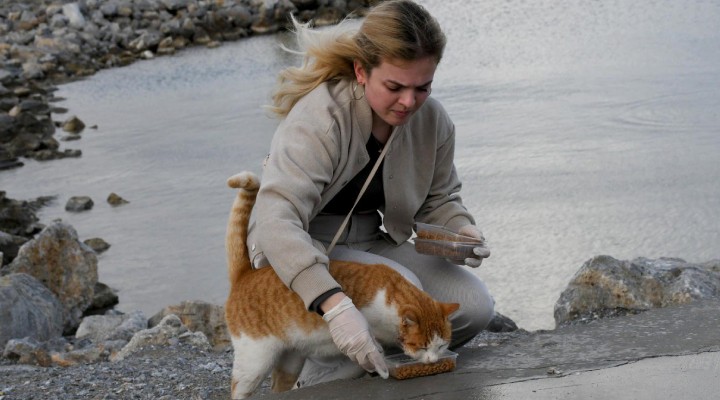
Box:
[252,116,342,309]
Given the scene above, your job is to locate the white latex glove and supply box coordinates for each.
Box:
[323,297,389,379]
[455,225,491,268]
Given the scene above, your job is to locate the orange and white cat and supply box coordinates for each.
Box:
[224,171,459,399]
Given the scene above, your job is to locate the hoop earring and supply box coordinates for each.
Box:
[352,80,365,100]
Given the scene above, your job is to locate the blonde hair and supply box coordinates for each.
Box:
[269,0,446,117]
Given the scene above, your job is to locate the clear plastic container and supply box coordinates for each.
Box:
[415,222,475,242]
[414,238,478,259]
[386,350,458,380]
[414,223,483,258]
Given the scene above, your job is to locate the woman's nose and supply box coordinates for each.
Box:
[398,89,416,108]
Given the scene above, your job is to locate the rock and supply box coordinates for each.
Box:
[61,115,85,134]
[0,192,51,239]
[4,222,99,333]
[149,300,230,350]
[0,230,29,266]
[75,310,147,343]
[554,255,720,326]
[486,311,519,333]
[83,237,111,253]
[65,196,94,212]
[107,193,129,206]
[50,345,103,367]
[111,314,211,361]
[2,337,53,367]
[62,3,87,29]
[0,273,65,350]
[87,281,119,312]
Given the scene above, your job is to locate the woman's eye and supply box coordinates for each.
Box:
[418,86,430,93]
[387,86,400,92]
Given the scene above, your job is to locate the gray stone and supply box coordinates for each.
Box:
[2,337,52,366]
[111,314,210,361]
[62,3,87,29]
[5,222,98,332]
[0,230,28,266]
[65,196,94,212]
[554,255,720,325]
[83,237,111,253]
[88,281,119,311]
[0,273,64,350]
[76,310,147,343]
[149,300,229,350]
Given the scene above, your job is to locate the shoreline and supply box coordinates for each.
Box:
[1,0,376,169]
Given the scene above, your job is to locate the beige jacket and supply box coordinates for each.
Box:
[248,78,475,308]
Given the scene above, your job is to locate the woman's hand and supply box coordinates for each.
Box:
[456,225,491,268]
[322,295,389,378]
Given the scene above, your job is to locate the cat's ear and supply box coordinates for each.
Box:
[441,303,460,317]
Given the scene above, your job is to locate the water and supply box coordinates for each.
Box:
[2,0,719,331]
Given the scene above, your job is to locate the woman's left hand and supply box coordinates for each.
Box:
[457,225,491,267]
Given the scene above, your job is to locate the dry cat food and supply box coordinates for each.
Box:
[413,223,483,259]
[414,239,477,259]
[386,351,458,380]
[415,222,475,242]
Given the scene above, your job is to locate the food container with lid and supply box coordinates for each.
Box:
[413,223,484,259]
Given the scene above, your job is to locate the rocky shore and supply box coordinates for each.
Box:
[0,0,375,170]
[2,216,718,399]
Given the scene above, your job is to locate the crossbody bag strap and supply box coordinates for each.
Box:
[325,133,395,255]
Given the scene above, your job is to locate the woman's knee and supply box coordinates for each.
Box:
[448,277,495,347]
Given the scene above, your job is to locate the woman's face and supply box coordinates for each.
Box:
[354,57,438,135]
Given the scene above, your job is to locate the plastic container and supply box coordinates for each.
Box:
[414,238,478,259]
[386,350,458,380]
[414,222,476,242]
[413,223,483,258]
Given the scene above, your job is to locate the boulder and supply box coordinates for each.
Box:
[0,273,64,349]
[87,281,120,312]
[554,255,720,325]
[111,314,211,361]
[4,222,99,332]
[149,300,229,350]
[75,310,147,343]
[2,337,53,366]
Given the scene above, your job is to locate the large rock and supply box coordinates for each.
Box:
[4,222,98,332]
[111,314,210,361]
[554,255,720,325]
[0,273,64,349]
[75,310,147,343]
[149,300,229,350]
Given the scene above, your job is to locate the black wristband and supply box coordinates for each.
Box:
[309,287,344,316]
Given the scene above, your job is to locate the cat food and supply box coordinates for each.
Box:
[414,223,483,259]
[415,223,476,242]
[414,238,478,259]
[386,351,458,380]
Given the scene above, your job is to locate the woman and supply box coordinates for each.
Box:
[247,0,494,386]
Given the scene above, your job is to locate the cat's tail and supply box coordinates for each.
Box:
[226,171,260,286]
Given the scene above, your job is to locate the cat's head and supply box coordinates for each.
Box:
[398,301,459,363]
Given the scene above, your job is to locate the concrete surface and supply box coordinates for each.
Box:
[256,299,720,399]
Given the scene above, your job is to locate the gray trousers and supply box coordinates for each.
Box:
[309,212,495,348]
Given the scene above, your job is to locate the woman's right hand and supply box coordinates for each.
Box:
[322,295,389,378]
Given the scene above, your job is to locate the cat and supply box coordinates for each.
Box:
[224,171,459,399]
